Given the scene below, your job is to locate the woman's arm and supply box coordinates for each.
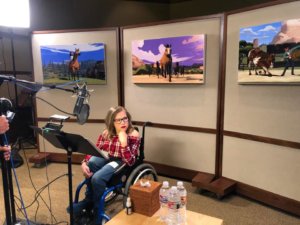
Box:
[119,130,141,166]
[81,130,108,177]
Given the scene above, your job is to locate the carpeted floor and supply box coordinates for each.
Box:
[1,149,300,225]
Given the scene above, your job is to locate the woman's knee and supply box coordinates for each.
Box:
[88,157,106,171]
[91,174,106,187]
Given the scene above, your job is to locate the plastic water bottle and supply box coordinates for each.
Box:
[177,181,187,224]
[167,186,180,225]
[159,181,170,221]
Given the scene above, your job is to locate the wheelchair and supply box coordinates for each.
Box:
[73,122,158,224]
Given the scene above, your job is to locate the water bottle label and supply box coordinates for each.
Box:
[168,201,180,210]
[159,194,168,204]
[181,196,187,206]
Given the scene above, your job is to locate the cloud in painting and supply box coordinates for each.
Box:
[132,34,205,66]
[258,25,277,33]
[41,43,104,54]
[240,28,258,35]
[132,40,161,63]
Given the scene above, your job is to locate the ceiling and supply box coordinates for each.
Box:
[124,0,191,4]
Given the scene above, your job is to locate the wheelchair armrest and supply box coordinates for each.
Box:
[113,162,127,175]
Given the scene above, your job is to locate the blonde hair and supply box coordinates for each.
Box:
[105,106,134,139]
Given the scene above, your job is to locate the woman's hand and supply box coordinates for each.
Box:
[81,162,93,178]
[0,116,9,134]
[102,129,108,139]
[118,130,128,147]
[0,145,11,161]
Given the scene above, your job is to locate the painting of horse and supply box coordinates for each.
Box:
[247,48,275,76]
[40,43,107,85]
[69,48,80,80]
[239,18,300,84]
[131,34,205,84]
[160,44,173,82]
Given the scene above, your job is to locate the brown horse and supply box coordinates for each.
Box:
[69,48,80,80]
[160,44,173,82]
[248,48,275,76]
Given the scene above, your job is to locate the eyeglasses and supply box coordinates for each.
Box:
[114,116,129,124]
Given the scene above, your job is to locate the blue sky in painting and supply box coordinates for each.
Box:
[132,35,205,66]
[240,21,282,45]
[40,43,105,66]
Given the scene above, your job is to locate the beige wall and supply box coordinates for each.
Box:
[31,29,119,143]
[123,17,222,173]
[30,1,300,203]
[224,1,300,201]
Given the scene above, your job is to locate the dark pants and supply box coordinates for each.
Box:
[282,59,295,76]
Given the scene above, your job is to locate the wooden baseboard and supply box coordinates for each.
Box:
[235,181,300,217]
[34,152,300,217]
[30,152,84,164]
[145,161,198,181]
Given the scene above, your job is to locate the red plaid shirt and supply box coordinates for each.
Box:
[84,134,141,166]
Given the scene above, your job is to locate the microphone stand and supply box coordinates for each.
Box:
[0,76,75,225]
[0,75,87,225]
[0,145,16,225]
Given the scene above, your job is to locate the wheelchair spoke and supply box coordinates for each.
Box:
[123,163,158,207]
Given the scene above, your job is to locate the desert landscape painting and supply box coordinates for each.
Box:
[238,18,300,84]
[40,43,106,85]
[132,34,205,84]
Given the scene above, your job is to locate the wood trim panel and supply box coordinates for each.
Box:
[236,181,300,217]
[32,27,119,35]
[48,152,84,164]
[133,121,216,134]
[116,27,123,106]
[224,130,300,149]
[37,117,104,124]
[146,161,199,181]
[215,14,227,178]
[36,118,300,150]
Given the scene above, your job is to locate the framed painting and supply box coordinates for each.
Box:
[131,34,205,84]
[238,18,300,84]
[40,43,106,85]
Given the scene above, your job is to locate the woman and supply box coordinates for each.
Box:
[72,106,140,224]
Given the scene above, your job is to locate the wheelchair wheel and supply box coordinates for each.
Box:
[101,217,109,225]
[123,163,158,207]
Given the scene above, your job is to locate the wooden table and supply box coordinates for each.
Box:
[106,209,223,225]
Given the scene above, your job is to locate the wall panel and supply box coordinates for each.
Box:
[122,16,222,173]
[32,28,119,150]
[224,0,300,201]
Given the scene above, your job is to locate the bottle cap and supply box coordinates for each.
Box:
[162,181,169,188]
[171,186,177,191]
[177,181,183,187]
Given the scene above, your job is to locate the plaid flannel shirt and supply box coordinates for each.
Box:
[84,134,141,166]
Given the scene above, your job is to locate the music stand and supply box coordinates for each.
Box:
[32,126,106,225]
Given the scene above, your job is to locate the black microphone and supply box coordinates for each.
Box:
[73,83,90,125]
